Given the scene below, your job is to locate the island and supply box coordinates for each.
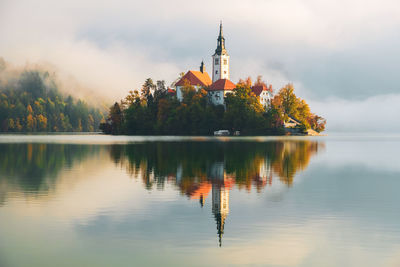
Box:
[100,23,326,136]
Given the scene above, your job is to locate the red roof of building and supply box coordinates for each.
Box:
[167,88,176,95]
[208,79,236,91]
[175,70,212,87]
[251,85,268,96]
[189,182,212,200]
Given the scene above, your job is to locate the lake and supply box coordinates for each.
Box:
[0,134,400,266]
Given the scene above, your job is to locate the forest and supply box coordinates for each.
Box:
[0,58,104,132]
[101,77,326,135]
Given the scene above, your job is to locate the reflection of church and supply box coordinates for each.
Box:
[212,183,229,247]
[188,161,233,246]
[116,140,322,246]
[185,159,274,246]
[170,141,321,246]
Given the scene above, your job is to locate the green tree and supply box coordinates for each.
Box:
[100,102,124,135]
[224,83,266,134]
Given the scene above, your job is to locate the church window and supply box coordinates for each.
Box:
[224,71,226,74]
[216,70,218,74]
[215,58,219,65]
[224,59,227,65]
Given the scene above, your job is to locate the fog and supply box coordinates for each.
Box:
[1,0,399,131]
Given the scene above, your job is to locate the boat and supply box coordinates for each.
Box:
[214,130,230,136]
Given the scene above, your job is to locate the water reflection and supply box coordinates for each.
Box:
[110,141,323,246]
[0,141,322,245]
[3,136,400,266]
[0,140,322,247]
[0,144,101,206]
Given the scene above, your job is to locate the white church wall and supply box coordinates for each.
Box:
[220,55,229,80]
[208,90,234,106]
[212,55,230,82]
[176,86,183,101]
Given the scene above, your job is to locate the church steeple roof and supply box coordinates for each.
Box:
[214,21,228,56]
[219,21,223,38]
[214,212,226,247]
[200,60,205,73]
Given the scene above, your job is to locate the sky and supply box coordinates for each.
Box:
[1,0,400,132]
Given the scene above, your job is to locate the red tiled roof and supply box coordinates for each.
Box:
[175,70,212,87]
[189,182,212,200]
[208,79,236,91]
[251,85,268,96]
[167,88,176,95]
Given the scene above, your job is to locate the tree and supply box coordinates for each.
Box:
[277,84,299,121]
[224,83,267,134]
[36,115,47,131]
[308,115,326,133]
[181,79,197,104]
[254,75,266,87]
[273,83,326,132]
[100,77,326,135]
[87,114,95,132]
[26,114,35,131]
[238,76,252,87]
[156,80,166,92]
[8,118,15,131]
[0,66,104,133]
[27,104,33,115]
[141,78,155,100]
[100,102,124,135]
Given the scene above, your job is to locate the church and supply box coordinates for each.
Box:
[175,22,272,106]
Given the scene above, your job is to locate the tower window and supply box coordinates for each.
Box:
[215,58,219,65]
[224,59,227,65]
[216,70,218,74]
[224,71,226,74]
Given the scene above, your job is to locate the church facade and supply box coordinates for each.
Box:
[175,22,272,106]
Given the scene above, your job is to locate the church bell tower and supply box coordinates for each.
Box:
[212,22,230,82]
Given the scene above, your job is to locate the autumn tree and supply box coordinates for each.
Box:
[272,83,326,132]
[237,76,252,88]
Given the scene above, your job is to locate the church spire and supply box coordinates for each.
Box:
[219,21,223,40]
[215,21,227,56]
[212,21,230,82]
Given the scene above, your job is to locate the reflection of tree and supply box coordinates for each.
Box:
[272,141,320,185]
[0,144,100,196]
[112,140,322,191]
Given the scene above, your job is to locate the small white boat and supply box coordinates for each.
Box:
[214,130,230,136]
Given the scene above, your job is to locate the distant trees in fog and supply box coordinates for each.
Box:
[0,67,104,132]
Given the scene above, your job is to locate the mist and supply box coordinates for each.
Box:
[309,95,400,133]
[0,57,108,108]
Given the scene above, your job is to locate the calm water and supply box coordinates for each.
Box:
[0,134,400,266]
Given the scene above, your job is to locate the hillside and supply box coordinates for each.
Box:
[0,59,104,132]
